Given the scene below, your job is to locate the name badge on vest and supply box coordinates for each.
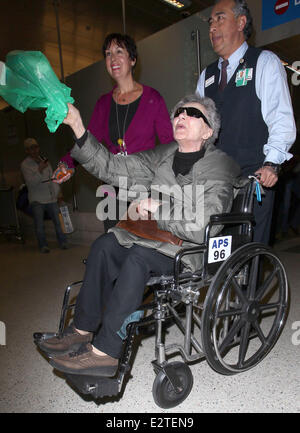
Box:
[235,68,253,87]
[205,75,215,88]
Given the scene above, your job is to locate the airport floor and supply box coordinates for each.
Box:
[0,232,299,414]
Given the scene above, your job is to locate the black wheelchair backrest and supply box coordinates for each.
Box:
[205,177,257,276]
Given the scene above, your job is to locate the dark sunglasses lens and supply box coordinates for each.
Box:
[174,107,184,118]
[174,107,203,119]
[174,107,210,127]
[174,107,199,118]
[186,107,202,118]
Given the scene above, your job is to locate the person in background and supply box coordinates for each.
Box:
[60,33,173,231]
[196,0,296,244]
[20,138,68,253]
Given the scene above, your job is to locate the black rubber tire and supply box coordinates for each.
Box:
[152,362,193,409]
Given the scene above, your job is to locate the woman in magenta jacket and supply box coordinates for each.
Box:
[88,84,173,155]
[60,33,173,230]
[89,33,173,154]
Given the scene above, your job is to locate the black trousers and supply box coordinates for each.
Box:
[74,233,174,358]
[252,188,275,244]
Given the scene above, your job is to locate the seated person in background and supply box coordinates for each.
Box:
[60,32,174,231]
[41,95,240,377]
[20,138,68,253]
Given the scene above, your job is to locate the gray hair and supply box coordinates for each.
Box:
[171,94,221,147]
[215,0,253,40]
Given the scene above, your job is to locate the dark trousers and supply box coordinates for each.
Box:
[31,201,67,249]
[74,233,174,358]
[252,188,275,244]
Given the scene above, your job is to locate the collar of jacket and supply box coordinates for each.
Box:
[153,141,241,185]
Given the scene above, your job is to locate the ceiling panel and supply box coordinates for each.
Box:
[1,0,215,77]
[0,0,299,111]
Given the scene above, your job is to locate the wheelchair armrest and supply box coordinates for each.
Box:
[174,244,207,289]
[209,212,254,225]
[173,212,254,289]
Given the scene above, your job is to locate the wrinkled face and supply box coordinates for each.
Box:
[208,0,246,59]
[173,103,213,150]
[26,144,40,160]
[105,40,136,79]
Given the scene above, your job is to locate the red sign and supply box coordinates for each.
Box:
[274,0,290,15]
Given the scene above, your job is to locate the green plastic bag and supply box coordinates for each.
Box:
[0,51,74,132]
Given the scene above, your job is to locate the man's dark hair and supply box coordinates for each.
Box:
[215,0,253,40]
[102,33,138,64]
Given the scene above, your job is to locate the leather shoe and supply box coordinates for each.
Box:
[50,343,118,377]
[37,324,92,357]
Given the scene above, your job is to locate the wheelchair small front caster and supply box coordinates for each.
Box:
[152,361,193,409]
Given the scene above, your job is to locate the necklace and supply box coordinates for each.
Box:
[115,91,129,155]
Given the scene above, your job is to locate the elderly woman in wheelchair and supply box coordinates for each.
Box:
[34,95,288,408]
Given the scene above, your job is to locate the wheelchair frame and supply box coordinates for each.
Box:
[34,177,289,408]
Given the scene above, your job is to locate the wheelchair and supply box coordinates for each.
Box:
[33,177,289,409]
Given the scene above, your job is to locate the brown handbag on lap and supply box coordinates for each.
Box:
[116,212,183,246]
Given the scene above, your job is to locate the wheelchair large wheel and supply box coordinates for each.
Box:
[152,362,193,409]
[202,243,288,375]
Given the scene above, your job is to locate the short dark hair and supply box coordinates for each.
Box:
[102,33,138,64]
[215,0,253,40]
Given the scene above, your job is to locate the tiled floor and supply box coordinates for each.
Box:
[0,234,299,413]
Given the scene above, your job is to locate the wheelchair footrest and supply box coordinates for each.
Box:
[33,332,58,342]
[65,373,120,399]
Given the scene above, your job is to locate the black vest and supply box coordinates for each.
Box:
[205,47,268,176]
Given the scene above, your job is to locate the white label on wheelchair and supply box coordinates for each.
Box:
[208,235,232,264]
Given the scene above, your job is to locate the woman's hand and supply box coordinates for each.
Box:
[127,199,161,220]
[52,163,75,184]
[63,103,86,139]
[137,198,161,218]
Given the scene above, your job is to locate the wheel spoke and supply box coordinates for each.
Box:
[238,321,251,367]
[247,255,260,299]
[252,320,266,344]
[218,319,243,354]
[231,276,247,304]
[259,302,280,312]
[255,267,279,302]
[217,308,243,318]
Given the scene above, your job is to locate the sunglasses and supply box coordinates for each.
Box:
[174,107,211,127]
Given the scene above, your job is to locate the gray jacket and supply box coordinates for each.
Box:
[71,132,241,271]
[21,156,60,204]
